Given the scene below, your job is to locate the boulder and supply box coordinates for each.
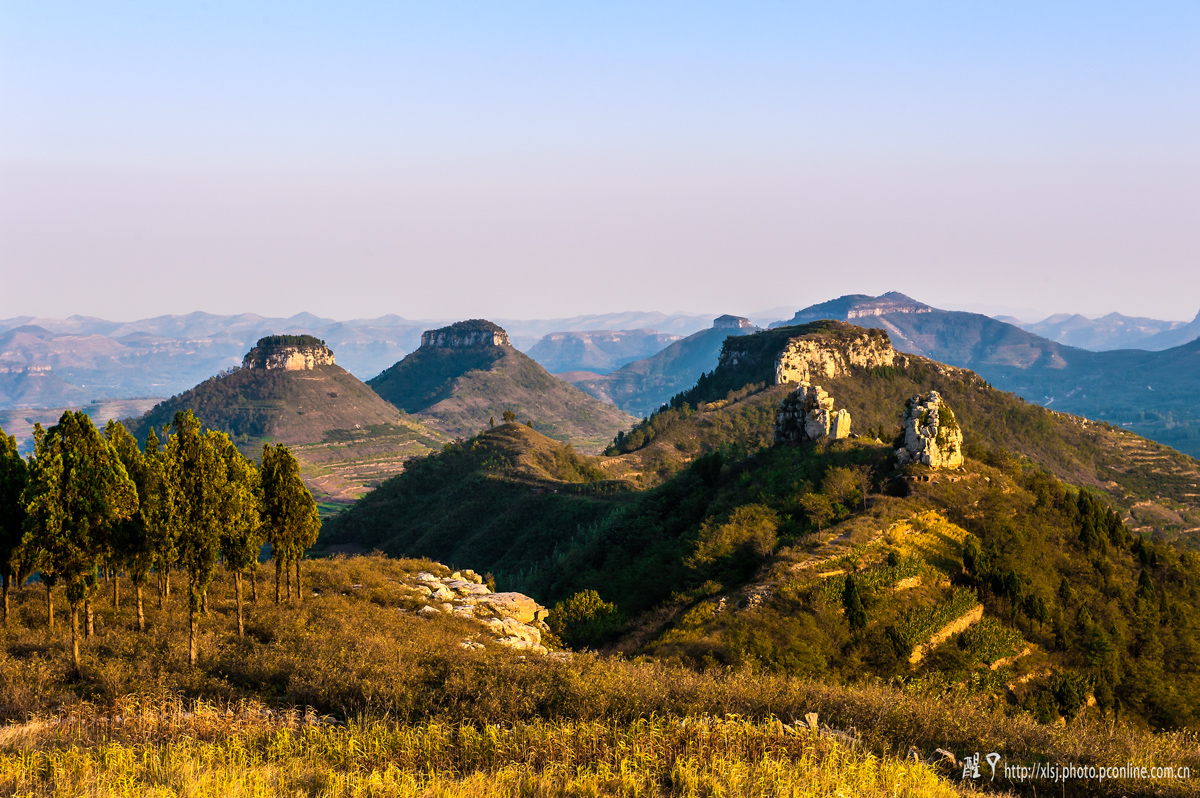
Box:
[895,391,964,469]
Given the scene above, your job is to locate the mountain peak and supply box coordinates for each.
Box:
[773,293,932,328]
[420,319,511,349]
[242,334,335,370]
[712,314,756,331]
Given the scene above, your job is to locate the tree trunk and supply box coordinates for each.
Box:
[2,572,9,626]
[286,558,292,601]
[136,585,145,632]
[295,559,302,603]
[70,603,81,675]
[274,558,282,605]
[158,573,165,609]
[235,571,244,637]
[250,567,258,603]
[85,599,94,637]
[46,583,54,631]
[165,571,170,599]
[202,589,208,615]
[189,606,198,667]
[113,573,120,610]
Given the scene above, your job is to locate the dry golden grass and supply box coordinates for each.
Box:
[0,695,971,798]
[0,555,1194,796]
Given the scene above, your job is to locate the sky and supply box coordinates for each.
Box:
[1,2,1198,323]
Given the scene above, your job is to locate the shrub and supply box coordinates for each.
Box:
[548,590,625,649]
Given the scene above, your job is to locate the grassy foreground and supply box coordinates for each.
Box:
[0,555,1195,796]
[0,696,965,797]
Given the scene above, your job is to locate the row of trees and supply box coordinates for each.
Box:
[0,410,320,670]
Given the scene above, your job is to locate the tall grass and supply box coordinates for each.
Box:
[0,695,969,797]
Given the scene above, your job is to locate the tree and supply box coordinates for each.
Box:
[842,574,867,631]
[822,467,860,510]
[166,411,226,666]
[261,444,319,604]
[502,410,516,424]
[849,464,875,511]
[799,493,835,533]
[105,421,167,632]
[0,425,29,624]
[103,421,151,616]
[21,411,137,673]
[212,434,263,637]
[142,427,180,615]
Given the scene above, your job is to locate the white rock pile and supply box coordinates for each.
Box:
[410,569,552,654]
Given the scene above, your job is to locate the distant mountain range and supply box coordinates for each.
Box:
[1003,311,1200,351]
[525,329,683,375]
[563,315,759,418]
[0,310,727,416]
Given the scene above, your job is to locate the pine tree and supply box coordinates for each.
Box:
[0,425,29,625]
[21,412,137,673]
[166,411,226,666]
[212,434,263,637]
[142,427,180,614]
[105,421,161,631]
[261,444,319,604]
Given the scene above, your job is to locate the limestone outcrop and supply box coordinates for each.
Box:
[242,335,335,371]
[775,385,852,444]
[895,391,964,469]
[421,320,511,348]
[774,328,895,385]
[407,569,551,654]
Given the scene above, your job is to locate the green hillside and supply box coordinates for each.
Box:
[319,423,633,568]
[368,320,635,452]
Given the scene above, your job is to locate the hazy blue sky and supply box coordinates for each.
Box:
[2,2,1197,322]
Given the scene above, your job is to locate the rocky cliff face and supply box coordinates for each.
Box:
[772,328,895,385]
[895,391,964,469]
[775,384,851,444]
[242,335,336,371]
[421,320,511,348]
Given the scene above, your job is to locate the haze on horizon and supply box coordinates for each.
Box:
[2,2,1197,324]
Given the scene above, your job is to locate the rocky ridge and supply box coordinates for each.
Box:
[242,335,336,371]
[895,391,964,469]
[406,568,552,654]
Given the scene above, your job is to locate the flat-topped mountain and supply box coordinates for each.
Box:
[563,315,759,417]
[125,335,446,504]
[367,320,635,452]
[772,292,933,325]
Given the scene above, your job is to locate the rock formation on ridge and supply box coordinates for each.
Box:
[895,391,964,469]
[775,384,851,444]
